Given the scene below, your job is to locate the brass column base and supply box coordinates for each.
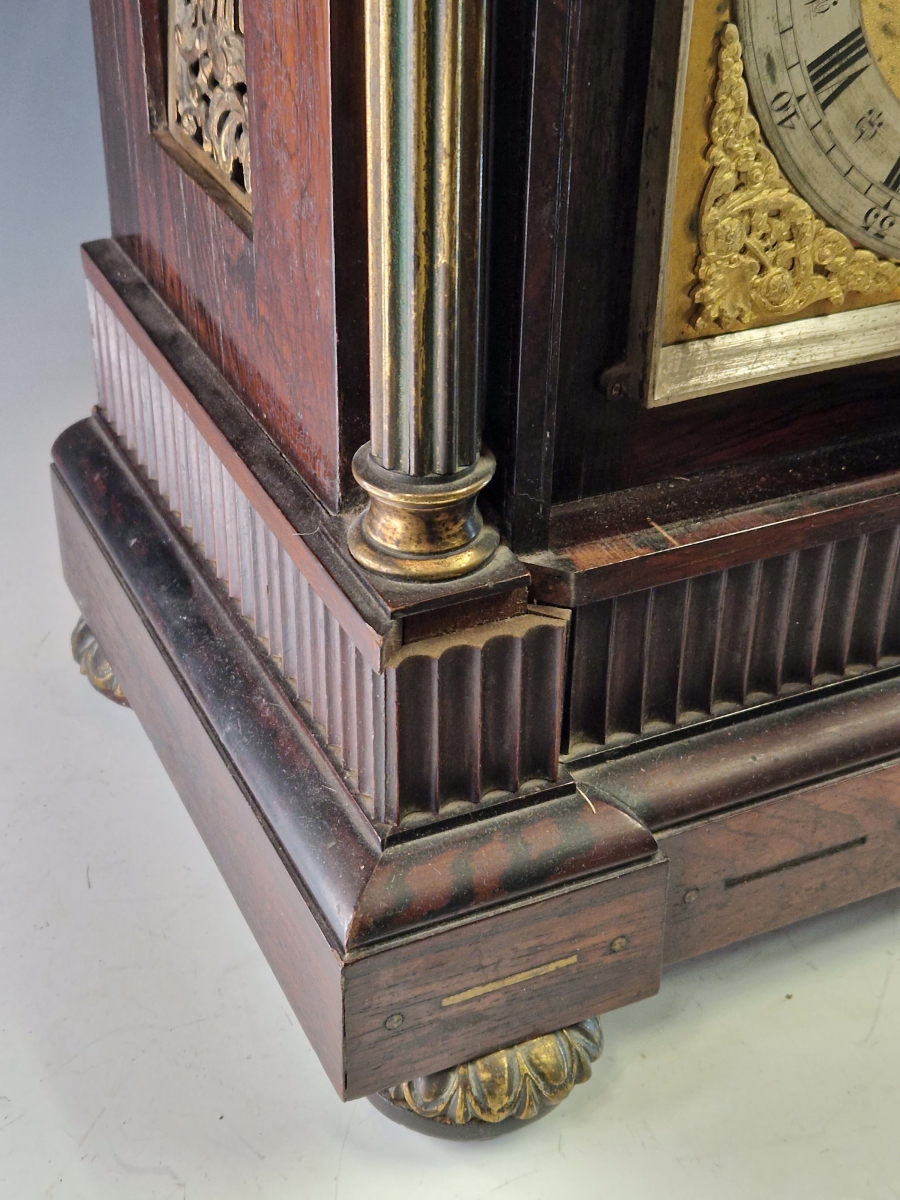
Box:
[369,1018,603,1139]
[347,445,499,581]
[71,617,129,706]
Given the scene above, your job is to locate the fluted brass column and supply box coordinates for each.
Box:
[348,0,499,580]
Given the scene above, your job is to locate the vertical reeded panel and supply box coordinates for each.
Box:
[88,280,563,829]
[567,536,900,757]
[87,280,384,820]
[713,560,762,709]
[387,614,568,825]
[781,543,834,690]
[605,591,651,737]
[746,553,798,700]
[815,537,868,680]
[641,581,688,730]
[677,572,725,720]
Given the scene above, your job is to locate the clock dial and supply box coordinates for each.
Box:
[735,0,900,255]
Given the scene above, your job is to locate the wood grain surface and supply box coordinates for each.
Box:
[52,415,667,1095]
[659,760,900,963]
[343,857,667,1097]
[90,0,366,511]
[51,417,658,939]
[576,674,900,830]
[52,459,349,1092]
[527,467,900,606]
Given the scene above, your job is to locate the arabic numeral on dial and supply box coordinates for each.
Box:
[771,91,799,128]
[805,0,839,12]
[863,206,896,239]
[854,107,884,142]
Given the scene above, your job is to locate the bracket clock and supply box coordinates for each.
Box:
[53,0,900,1135]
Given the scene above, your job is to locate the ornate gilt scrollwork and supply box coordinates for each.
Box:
[377,1018,603,1132]
[169,0,251,211]
[693,24,900,335]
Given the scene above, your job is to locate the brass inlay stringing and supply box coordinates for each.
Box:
[168,0,251,212]
[440,955,579,1008]
[692,24,900,335]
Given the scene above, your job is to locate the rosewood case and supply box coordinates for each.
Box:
[53,0,900,1121]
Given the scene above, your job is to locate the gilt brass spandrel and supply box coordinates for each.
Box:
[663,0,900,345]
[692,24,900,333]
[167,0,251,215]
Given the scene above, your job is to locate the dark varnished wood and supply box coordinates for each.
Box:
[575,674,900,830]
[353,783,656,942]
[565,528,900,755]
[51,417,657,943]
[53,420,382,944]
[484,0,571,550]
[658,759,900,963]
[52,414,667,1095]
[53,410,900,1096]
[53,449,350,1092]
[343,858,667,1097]
[486,0,900,548]
[526,466,900,607]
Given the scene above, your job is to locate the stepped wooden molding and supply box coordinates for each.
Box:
[87,277,568,827]
[53,414,666,1097]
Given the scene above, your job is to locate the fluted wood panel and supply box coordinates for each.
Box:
[88,280,389,818]
[567,532,900,756]
[388,615,569,823]
[87,280,568,827]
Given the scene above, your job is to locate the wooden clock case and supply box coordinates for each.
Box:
[52,0,900,1134]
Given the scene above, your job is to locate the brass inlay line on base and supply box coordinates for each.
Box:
[441,956,579,1007]
[692,24,900,336]
[724,836,868,888]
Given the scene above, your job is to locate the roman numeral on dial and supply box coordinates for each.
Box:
[885,155,900,192]
[807,27,870,110]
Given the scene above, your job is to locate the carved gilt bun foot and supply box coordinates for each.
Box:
[71,617,129,706]
[369,1018,603,1139]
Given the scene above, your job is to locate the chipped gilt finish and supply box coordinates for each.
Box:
[71,617,129,706]
[168,0,251,211]
[693,24,900,336]
[375,1019,603,1135]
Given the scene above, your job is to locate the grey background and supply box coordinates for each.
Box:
[2,2,900,1196]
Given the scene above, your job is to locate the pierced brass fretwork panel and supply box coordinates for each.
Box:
[168,0,251,214]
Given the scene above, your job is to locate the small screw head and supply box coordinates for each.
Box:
[683,888,700,905]
[609,935,628,953]
[384,1013,404,1030]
